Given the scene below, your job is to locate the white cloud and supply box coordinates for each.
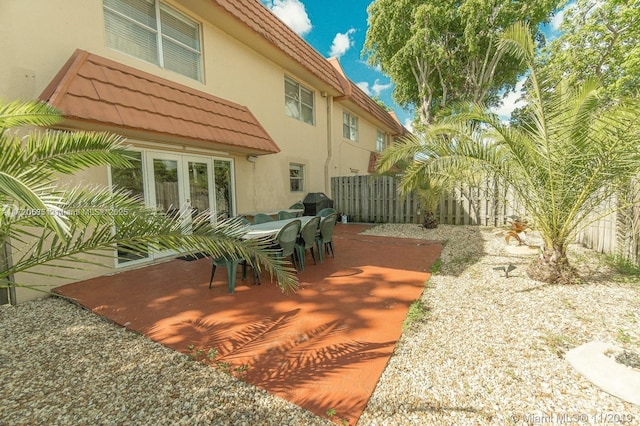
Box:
[551,8,566,30]
[356,81,370,95]
[403,118,414,133]
[371,80,392,96]
[356,79,391,97]
[329,28,356,58]
[490,78,527,119]
[264,0,312,36]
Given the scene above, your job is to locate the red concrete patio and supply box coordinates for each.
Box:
[55,224,442,424]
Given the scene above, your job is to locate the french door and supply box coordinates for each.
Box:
[148,153,213,221]
[112,150,234,266]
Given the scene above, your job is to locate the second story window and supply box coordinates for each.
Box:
[103,0,202,81]
[376,130,386,152]
[285,77,314,125]
[343,111,358,141]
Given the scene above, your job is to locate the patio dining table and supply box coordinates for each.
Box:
[243,216,314,240]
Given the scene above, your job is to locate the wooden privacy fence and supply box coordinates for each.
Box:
[331,175,523,226]
[331,175,640,266]
[577,184,640,266]
[331,176,420,224]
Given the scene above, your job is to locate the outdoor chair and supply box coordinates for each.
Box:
[289,202,304,210]
[289,202,304,216]
[210,254,245,294]
[315,213,337,263]
[295,216,320,271]
[275,219,302,270]
[253,213,274,224]
[316,207,337,218]
[278,210,296,220]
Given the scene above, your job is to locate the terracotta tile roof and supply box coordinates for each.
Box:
[327,58,403,135]
[212,0,400,134]
[368,151,381,173]
[39,49,280,155]
[211,0,348,94]
[347,80,403,134]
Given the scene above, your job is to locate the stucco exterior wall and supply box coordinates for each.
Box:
[1,0,397,302]
[332,104,384,176]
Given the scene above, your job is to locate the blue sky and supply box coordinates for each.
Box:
[260,0,412,128]
[261,0,568,127]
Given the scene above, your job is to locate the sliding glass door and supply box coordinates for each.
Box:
[111,149,234,266]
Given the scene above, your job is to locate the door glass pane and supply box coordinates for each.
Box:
[214,160,233,219]
[153,159,180,218]
[111,151,148,264]
[188,161,209,218]
[112,151,144,198]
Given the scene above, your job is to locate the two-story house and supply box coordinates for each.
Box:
[1,0,404,301]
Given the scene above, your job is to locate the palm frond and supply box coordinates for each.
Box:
[25,130,131,174]
[0,171,70,237]
[0,100,61,136]
[498,21,535,68]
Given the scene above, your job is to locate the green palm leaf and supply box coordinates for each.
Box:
[0,100,61,137]
[378,22,640,283]
[1,99,297,303]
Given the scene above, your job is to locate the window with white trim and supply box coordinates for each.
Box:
[289,163,304,192]
[103,0,202,81]
[343,111,358,141]
[376,130,386,152]
[284,76,315,125]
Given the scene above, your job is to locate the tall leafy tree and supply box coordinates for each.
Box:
[0,100,297,304]
[540,0,640,101]
[377,22,640,283]
[363,0,560,126]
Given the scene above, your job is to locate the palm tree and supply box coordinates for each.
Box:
[376,154,445,229]
[0,100,297,304]
[377,22,640,283]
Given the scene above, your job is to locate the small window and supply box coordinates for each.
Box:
[103,0,202,81]
[343,111,358,141]
[376,130,386,152]
[289,163,304,192]
[285,76,315,125]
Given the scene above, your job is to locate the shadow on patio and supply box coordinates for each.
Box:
[55,223,443,424]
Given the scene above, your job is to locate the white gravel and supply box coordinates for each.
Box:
[359,224,640,425]
[1,224,639,425]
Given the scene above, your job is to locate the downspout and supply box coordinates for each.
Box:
[324,95,333,193]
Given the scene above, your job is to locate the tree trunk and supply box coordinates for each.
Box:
[422,211,439,229]
[526,244,574,284]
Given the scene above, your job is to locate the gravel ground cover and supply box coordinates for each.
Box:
[1,224,639,425]
[359,224,640,425]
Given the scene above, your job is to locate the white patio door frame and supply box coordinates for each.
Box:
[112,147,236,268]
[145,151,216,258]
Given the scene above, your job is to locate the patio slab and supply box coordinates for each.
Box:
[54,223,443,424]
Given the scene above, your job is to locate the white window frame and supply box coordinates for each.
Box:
[289,163,305,192]
[103,0,202,81]
[376,130,386,152]
[343,111,358,141]
[284,76,315,125]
